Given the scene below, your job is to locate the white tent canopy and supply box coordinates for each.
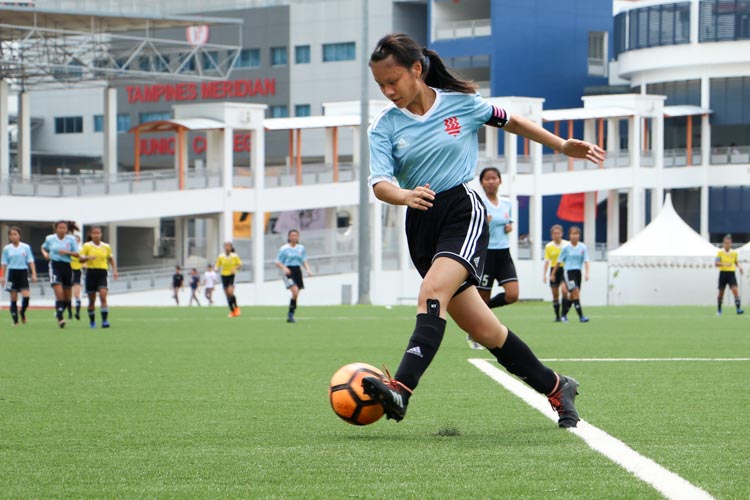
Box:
[739,241,750,262]
[608,193,718,268]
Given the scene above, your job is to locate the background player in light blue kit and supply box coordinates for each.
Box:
[553,226,590,323]
[41,220,80,328]
[1,226,37,326]
[275,229,312,323]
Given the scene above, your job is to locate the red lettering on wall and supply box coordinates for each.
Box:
[193,136,207,154]
[140,133,251,157]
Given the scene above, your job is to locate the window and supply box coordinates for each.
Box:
[234,48,260,68]
[624,2,691,52]
[54,116,83,134]
[700,0,750,42]
[710,76,750,125]
[587,31,608,77]
[202,51,219,71]
[117,113,131,133]
[93,114,104,133]
[269,105,288,118]
[322,42,356,62]
[614,12,627,57]
[295,104,311,117]
[271,46,288,66]
[139,111,171,124]
[295,45,311,64]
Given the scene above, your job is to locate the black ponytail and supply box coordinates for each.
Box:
[370,33,476,94]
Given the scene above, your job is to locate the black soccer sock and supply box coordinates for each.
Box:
[736,297,742,310]
[10,301,18,324]
[573,299,583,318]
[21,297,29,316]
[66,300,72,317]
[717,299,722,312]
[228,296,235,311]
[289,299,297,314]
[489,330,558,395]
[488,293,507,309]
[88,309,96,323]
[553,301,560,320]
[394,300,446,393]
[562,298,571,316]
[232,296,238,309]
[55,301,64,321]
[101,307,109,322]
[75,299,81,315]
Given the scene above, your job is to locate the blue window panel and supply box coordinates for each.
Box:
[94,115,104,133]
[117,114,131,133]
[269,105,288,118]
[54,116,83,134]
[139,111,171,124]
[295,45,311,64]
[271,47,288,66]
[295,104,311,117]
[322,42,356,62]
[234,48,260,68]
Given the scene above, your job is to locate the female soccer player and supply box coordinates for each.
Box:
[543,224,569,322]
[552,226,589,323]
[362,33,604,428]
[79,226,118,328]
[716,234,744,315]
[69,233,83,320]
[275,229,313,323]
[188,268,201,306]
[41,220,79,328]
[216,242,241,317]
[172,266,184,305]
[1,226,37,325]
[203,264,217,305]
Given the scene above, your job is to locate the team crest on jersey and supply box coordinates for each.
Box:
[444,116,460,137]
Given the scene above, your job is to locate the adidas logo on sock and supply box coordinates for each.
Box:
[406,346,423,357]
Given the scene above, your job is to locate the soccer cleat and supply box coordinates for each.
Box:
[716,310,722,316]
[548,375,580,428]
[102,321,110,328]
[75,312,80,320]
[58,319,66,329]
[561,316,569,323]
[286,313,296,323]
[554,318,562,323]
[361,374,411,422]
[90,321,96,329]
[737,309,745,315]
[466,335,483,350]
[20,313,26,324]
[233,307,241,317]
[580,316,590,323]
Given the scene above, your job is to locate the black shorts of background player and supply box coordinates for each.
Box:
[360,34,604,428]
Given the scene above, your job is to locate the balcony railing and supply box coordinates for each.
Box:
[434,18,491,40]
[233,162,357,189]
[0,169,221,197]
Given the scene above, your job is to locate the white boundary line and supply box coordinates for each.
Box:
[538,358,750,362]
[469,359,715,500]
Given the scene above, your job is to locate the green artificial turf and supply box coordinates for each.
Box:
[0,304,747,498]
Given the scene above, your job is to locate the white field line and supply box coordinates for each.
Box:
[469,359,715,500]
[538,358,750,362]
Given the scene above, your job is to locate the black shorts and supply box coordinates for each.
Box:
[283,266,304,290]
[72,269,82,285]
[5,269,30,292]
[85,269,108,293]
[549,267,565,288]
[221,274,235,289]
[718,271,738,289]
[564,269,582,292]
[405,183,488,295]
[478,248,517,291]
[50,261,73,289]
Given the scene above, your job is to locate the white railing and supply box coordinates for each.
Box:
[234,162,357,189]
[434,18,492,40]
[0,169,221,197]
[710,145,750,165]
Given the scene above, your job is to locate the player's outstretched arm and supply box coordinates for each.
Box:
[373,181,435,210]
[504,114,605,164]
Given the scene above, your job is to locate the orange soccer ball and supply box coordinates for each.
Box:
[329,363,385,425]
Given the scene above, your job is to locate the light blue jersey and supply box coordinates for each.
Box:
[276,244,307,267]
[558,242,589,271]
[42,234,78,263]
[369,90,508,194]
[484,196,513,250]
[2,243,34,270]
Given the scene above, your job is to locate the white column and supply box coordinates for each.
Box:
[530,140,543,262]
[627,115,643,239]
[607,190,620,250]
[690,0,700,44]
[206,215,220,260]
[103,87,117,177]
[250,124,265,297]
[0,80,8,180]
[584,191,597,251]
[484,126,499,160]
[18,92,31,180]
[583,119,596,144]
[606,118,620,152]
[700,76,711,238]
[371,200,382,300]
[700,185,709,238]
[175,217,185,265]
[219,211,233,252]
[652,112,665,218]
[324,127,334,165]
[351,125,360,167]
[504,131,518,258]
[398,205,410,272]
[108,223,118,262]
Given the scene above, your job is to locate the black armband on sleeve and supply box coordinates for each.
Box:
[485,105,510,128]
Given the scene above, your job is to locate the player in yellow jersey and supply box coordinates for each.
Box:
[69,232,83,321]
[543,225,569,322]
[715,234,743,315]
[79,226,118,328]
[216,241,242,317]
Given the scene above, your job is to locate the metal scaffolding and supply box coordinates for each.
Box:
[0,6,243,89]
